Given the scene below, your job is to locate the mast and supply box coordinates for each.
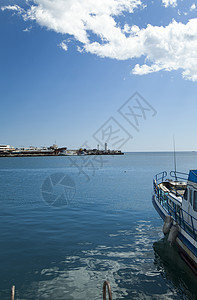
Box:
[173,135,178,184]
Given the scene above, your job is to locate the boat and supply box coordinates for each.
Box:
[153,170,197,274]
[59,150,78,156]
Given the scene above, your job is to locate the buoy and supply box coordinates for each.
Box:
[163,216,173,235]
[167,224,179,245]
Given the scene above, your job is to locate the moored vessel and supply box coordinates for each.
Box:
[153,170,197,274]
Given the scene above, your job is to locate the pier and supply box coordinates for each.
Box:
[0,144,124,157]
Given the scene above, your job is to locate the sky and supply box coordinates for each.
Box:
[1,0,197,151]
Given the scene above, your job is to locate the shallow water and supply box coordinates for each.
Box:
[1,152,197,299]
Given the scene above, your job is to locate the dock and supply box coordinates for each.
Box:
[0,144,124,157]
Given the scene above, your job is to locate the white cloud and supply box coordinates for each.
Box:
[83,18,197,81]
[59,41,68,51]
[1,5,19,11]
[2,0,197,81]
[131,19,197,81]
[190,3,196,11]
[1,4,24,13]
[162,0,177,8]
[132,64,162,75]
[23,26,33,32]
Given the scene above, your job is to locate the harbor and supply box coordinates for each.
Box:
[0,143,124,157]
[2,0,197,297]
[1,152,197,300]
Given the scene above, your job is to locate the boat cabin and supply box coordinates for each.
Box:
[155,170,197,230]
[182,170,197,226]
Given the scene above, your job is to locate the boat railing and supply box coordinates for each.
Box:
[168,187,184,199]
[154,171,167,184]
[169,171,188,182]
[155,187,197,240]
[154,171,188,185]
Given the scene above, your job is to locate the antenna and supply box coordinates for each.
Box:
[173,135,178,181]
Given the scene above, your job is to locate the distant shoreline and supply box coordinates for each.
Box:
[0,144,124,157]
[0,150,195,157]
[0,152,124,157]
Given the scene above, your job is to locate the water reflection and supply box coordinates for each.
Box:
[15,221,181,300]
[153,237,197,300]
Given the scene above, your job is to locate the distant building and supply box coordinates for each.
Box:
[104,142,107,152]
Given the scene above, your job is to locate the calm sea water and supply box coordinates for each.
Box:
[1,152,197,300]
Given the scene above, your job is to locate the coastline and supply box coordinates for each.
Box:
[0,151,124,157]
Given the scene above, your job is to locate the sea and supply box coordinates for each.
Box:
[1,152,197,300]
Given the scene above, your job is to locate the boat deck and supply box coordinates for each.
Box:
[154,178,197,241]
[159,181,187,196]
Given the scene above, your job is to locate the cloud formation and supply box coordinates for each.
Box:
[1,5,20,11]
[162,0,177,8]
[2,0,197,81]
[190,3,196,11]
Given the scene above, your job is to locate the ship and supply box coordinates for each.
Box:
[153,170,197,274]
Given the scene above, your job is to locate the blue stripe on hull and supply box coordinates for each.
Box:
[179,233,197,257]
[152,196,165,221]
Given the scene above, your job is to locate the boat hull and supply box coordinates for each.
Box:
[153,195,197,274]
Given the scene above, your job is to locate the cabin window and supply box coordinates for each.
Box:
[193,191,197,212]
[184,188,188,200]
[189,189,193,206]
[187,188,190,203]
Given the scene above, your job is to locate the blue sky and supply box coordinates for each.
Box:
[1,0,197,151]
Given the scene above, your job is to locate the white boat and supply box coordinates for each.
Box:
[153,170,197,274]
[59,150,77,156]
